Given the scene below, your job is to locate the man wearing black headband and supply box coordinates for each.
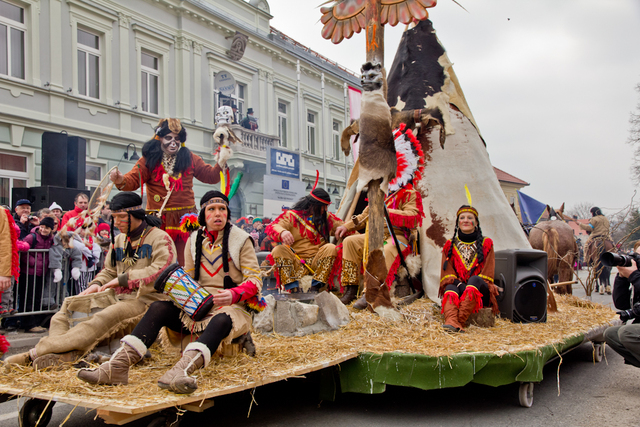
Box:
[5,192,177,369]
[265,188,343,293]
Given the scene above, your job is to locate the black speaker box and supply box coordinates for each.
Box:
[66,136,86,189]
[10,187,30,210]
[494,249,548,323]
[41,132,87,189]
[41,132,69,188]
[28,186,90,212]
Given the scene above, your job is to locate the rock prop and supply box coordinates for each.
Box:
[466,308,495,328]
[253,292,351,337]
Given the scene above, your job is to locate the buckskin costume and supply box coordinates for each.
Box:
[5,192,176,369]
[439,205,499,332]
[338,185,424,304]
[78,191,263,394]
[266,187,343,292]
[112,118,226,265]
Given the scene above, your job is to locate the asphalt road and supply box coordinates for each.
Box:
[0,342,637,427]
[1,269,637,426]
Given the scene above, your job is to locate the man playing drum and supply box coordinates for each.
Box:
[5,192,176,369]
[78,191,263,394]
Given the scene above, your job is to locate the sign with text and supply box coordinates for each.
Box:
[263,174,306,220]
[267,147,300,179]
[214,70,236,96]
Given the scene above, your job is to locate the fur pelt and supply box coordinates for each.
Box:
[356,62,396,195]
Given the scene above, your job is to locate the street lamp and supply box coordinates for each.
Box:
[124,143,140,161]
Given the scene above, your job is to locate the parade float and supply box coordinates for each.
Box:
[0,2,618,425]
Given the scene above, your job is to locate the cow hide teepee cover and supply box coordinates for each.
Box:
[338,19,530,303]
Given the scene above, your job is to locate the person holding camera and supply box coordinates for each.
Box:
[13,199,38,239]
[603,241,640,367]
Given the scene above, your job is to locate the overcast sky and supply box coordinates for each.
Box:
[267,0,640,216]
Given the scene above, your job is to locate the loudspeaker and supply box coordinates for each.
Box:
[11,187,30,210]
[41,132,69,188]
[41,132,87,189]
[28,186,90,211]
[66,136,86,189]
[494,249,548,323]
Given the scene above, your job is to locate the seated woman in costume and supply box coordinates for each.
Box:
[439,205,499,332]
[78,191,263,394]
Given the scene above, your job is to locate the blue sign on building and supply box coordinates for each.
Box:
[268,148,300,178]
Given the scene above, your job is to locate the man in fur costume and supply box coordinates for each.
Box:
[335,125,425,306]
[109,118,231,265]
[266,186,344,293]
[5,192,176,369]
[78,191,262,394]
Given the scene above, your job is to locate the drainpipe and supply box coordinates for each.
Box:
[321,73,327,190]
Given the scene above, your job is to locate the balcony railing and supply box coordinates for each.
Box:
[230,124,280,156]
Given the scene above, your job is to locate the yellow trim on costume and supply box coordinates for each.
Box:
[466,285,478,292]
[453,242,478,270]
[147,205,196,212]
[440,274,458,283]
[443,290,459,296]
[478,274,494,283]
[242,267,261,274]
[288,211,320,240]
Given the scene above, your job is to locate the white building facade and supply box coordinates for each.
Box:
[0,0,359,218]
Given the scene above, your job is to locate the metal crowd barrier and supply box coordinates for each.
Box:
[1,249,105,321]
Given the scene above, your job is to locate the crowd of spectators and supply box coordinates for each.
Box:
[0,194,110,333]
[1,194,277,333]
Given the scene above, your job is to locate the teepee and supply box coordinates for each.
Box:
[339,19,531,302]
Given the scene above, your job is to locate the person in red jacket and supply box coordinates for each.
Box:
[60,193,89,229]
[109,118,228,265]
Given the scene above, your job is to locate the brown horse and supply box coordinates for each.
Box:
[528,207,578,294]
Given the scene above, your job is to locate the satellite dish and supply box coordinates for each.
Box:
[214,71,236,96]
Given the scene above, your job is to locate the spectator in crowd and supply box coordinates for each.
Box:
[14,199,37,239]
[49,202,63,219]
[98,201,111,226]
[240,108,258,131]
[231,104,239,125]
[60,193,89,229]
[19,216,56,333]
[252,217,266,246]
[69,225,101,295]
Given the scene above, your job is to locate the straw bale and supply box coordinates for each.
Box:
[0,296,617,410]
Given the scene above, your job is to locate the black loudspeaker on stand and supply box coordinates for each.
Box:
[494,249,548,323]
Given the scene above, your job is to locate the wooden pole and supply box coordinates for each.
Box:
[362,1,393,310]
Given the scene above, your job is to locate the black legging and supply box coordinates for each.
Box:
[444,275,491,307]
[131,301,232,353]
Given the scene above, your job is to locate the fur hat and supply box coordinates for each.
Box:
[40,216,55,230]
[154,118,187,145]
